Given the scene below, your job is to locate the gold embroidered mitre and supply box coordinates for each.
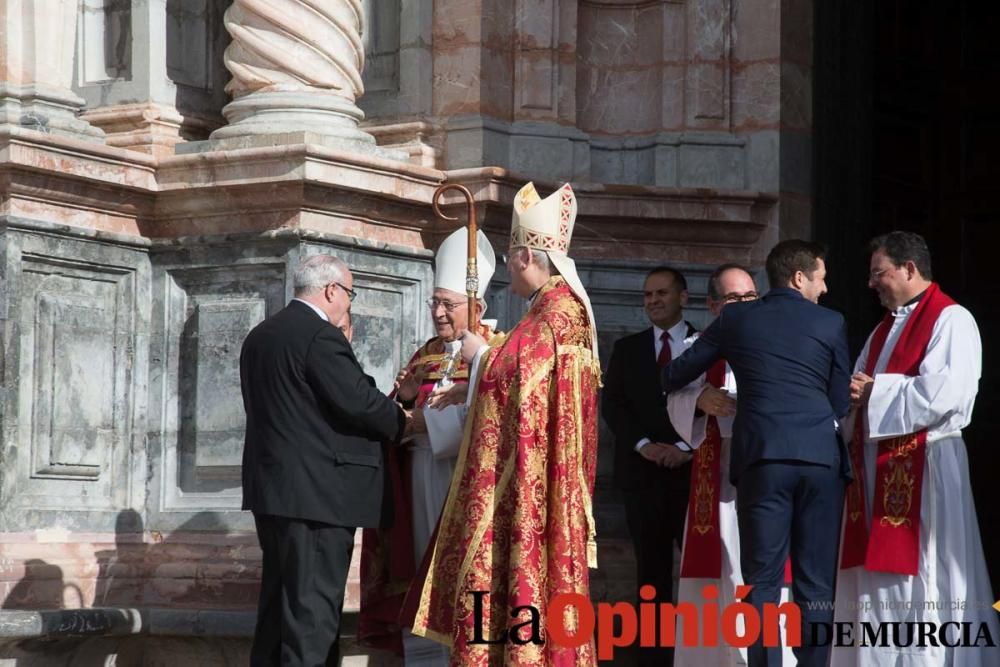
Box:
[510,182,577,253]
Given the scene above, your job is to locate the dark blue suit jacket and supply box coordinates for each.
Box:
[661,288,851,484]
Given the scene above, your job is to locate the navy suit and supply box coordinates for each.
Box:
[662,288,850,667]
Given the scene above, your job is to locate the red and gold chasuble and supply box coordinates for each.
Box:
[841,283,956,575]
[679,360,726,578]
[411,276,601,666]
[359,323,496,655]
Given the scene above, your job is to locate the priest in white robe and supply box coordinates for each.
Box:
[832,231,999,667]
[358,227,498,666]
[668,264,798,667]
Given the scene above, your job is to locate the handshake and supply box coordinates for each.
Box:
[396,364,473,439]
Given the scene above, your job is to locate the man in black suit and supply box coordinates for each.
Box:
[603,266,698,667]
[663,241,851,667]
[241,254,409,666]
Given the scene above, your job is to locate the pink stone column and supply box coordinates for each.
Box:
[212,0,377,150]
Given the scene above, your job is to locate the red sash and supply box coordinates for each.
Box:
[680,361,726,578]
[840,283,955,575]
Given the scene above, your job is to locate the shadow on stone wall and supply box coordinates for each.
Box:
[2,559,73,610]
[94,508,146,607]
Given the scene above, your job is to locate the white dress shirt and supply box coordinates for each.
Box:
[636,318,692,452]
[292,298,329,322]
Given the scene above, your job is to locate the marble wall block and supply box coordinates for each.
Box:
[576,1,663,136]
[686,0,732,128]
[0,225,150,532]
[144,235,433,532]
[148,247,287,523]
[678,135,747,189]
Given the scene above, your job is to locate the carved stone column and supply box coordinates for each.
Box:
[0,0,102,140]
[211,0,376,149]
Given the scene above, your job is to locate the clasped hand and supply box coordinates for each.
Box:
[850,372,874,407]
[641,443,692,469]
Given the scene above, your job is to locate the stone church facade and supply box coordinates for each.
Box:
[1,0,814,661]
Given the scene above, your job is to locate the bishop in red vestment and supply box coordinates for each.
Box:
[411,183,601,666]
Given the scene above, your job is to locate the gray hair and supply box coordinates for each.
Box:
[293,255,348,296]
[512,246,556,274]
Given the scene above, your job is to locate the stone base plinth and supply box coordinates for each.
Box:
[176,130,408,162]
[0,609,401,666]
[0,84,104,142]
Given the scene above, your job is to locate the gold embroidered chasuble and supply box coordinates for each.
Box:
[411,276,600,666]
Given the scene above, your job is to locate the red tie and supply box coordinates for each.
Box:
[657,330,672,368]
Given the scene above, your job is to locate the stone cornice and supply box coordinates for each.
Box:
[1,130,773,256]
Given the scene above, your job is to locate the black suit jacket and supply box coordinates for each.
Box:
[662,288,851,484]
[603,323,698,489]
[240,300,405,527]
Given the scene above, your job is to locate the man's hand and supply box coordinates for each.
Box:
[850,372,874,407]
[639,442,672,465]
[696,386,736,417]
[639,443,691,469]
[456,330,488,364]
[410,407,426,435]
[394,365,426,402]
[426,382,468,410]
[402,408,426,438]
[659,444,694,469]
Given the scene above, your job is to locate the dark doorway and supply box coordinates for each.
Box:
[815,1,1000,598]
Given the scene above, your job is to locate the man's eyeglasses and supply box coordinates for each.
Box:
[868,267,893,281]
[426,297,468,313]
[331,281,357,302]
[721,291,758,303]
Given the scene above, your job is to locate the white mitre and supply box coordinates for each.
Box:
[510,182,598,355]
[434,226,497,300]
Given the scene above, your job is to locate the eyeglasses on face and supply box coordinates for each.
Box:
[868,267,896,281]
[721,291,758,303]
[331,281,357,302]
[426,297,468,313]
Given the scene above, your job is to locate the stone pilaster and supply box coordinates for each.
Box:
[211,0,377,151]
[0,0,102,140]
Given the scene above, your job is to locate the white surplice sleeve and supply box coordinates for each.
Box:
[667,376,709,449]
[866,305,981,441]
[665,332,708,448]
[424,403,467,459]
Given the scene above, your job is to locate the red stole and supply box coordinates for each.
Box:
[841,283,955,575]
[680,361,726,578]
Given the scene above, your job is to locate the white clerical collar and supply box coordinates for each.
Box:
[292,298,329,322]
[654,319,688,342]
[891,289,928,318]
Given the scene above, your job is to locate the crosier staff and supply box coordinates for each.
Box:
[431,183,479,332]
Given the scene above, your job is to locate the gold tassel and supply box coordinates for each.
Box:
[587,538,598,569]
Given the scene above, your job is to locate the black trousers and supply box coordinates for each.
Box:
[737,461,845,667]
[251,514,356,667]
[621,461,691,667]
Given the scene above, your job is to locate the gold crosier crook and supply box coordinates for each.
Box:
[431,183,479,333]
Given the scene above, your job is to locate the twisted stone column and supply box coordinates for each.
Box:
[211,0,375,148]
